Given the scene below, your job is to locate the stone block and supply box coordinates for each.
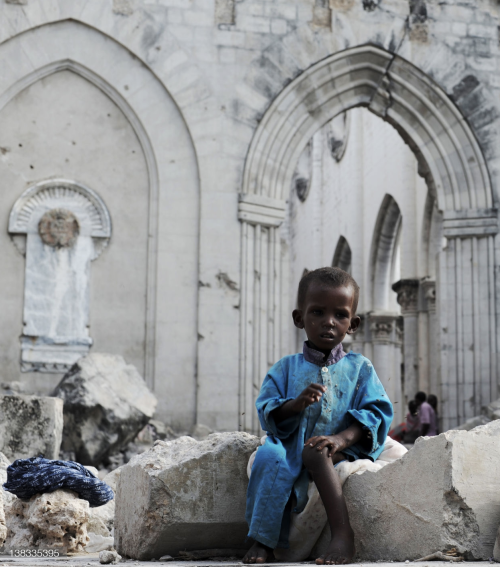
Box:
[4,489,89,554]
[54,353,157,467]
[115,432,260,560]
[341,421,500,561]
[0,395,63,461]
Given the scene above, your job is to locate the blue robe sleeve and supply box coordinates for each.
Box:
[345,359,393,461]
[256,359,302,439]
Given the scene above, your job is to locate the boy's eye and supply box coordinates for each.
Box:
[312,310,323,315]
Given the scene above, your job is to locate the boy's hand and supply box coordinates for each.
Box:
[291,384,326,413]
[304,434,345,458]
[304,422,365,458]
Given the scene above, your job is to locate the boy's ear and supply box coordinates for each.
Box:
[292,309,304,329]
[346,315,361,335]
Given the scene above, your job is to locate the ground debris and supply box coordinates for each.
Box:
[177,549,246,560]
[415,548,464,562]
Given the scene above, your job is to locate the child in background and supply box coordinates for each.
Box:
[427,394,439,435]
[415,391,437,437]
[403,400,420,444]
[244,267,393,565]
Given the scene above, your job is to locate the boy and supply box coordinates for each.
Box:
[244,267,393,565]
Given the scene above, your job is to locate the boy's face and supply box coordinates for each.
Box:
[292,284,360,355]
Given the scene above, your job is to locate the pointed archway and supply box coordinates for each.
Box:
[238,44,496,432]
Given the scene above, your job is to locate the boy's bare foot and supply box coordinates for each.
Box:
[243,541,272,564]
[315,528,355,565]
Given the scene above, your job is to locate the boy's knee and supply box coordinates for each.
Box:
[302,444,330,470]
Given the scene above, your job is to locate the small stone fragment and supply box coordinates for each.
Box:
[159,555,173,561]
[99,549,122,564]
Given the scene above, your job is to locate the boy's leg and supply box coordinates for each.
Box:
[244,439,294,564]
[302,445,355,565]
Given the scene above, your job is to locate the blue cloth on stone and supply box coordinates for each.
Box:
[246,351,393,549]
[3,457,114,507]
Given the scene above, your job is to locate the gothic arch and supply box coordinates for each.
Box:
[0,20,200,426]
[332,236,352,274]
[370,195,402,312]
[238,44,497,432]
[241,44,492,212]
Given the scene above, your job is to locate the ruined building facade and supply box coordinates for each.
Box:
[0,0,499,432]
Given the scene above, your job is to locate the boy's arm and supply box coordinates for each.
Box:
[272,383,326,424]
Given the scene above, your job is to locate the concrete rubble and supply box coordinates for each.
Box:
[54,353,157,467]
[114,432,260,560]
[99,550,121,564]
[4,489,89,553]
[0,394,63,460]
[331,420,500,561]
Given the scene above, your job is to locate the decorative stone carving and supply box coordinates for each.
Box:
[369,313,398,344]
[292,140,312,202]
[421,278,436,311]
[326,113,350,162]
[392,279,419,315]
[38,209,80,249]
[8,180,111,373]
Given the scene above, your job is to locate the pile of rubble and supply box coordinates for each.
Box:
[2,352,500,561]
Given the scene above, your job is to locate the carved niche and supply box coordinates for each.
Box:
[8,180,111,373]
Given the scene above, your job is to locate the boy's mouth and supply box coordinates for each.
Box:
[320,333,335,340]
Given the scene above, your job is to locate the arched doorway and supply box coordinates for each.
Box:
[238,44,496,433]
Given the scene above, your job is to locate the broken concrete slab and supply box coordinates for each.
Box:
[115,432,260,560]
[338,420,500,561]
[54,353,157,467]
[4,489,89,553]
[0,394,63,460]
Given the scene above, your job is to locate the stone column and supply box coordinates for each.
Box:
[369,312,402,423]
[238,193,286,434]
[438,210,498,430]
[392,279,419,405]
[420,279,437,396]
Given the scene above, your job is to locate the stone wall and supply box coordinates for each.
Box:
[0,0,498,431]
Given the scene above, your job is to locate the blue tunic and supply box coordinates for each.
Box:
[246,351,393,549]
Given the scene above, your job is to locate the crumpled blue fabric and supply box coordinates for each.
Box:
[3,457,114,507]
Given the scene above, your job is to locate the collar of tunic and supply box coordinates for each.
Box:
[302,341,345,366]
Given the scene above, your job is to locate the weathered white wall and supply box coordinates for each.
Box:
[0,70,149,393]
[0,0,498,431]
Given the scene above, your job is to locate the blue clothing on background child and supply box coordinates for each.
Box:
[246,348,393,549]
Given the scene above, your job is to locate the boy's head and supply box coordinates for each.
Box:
[292,267,361,355]
[415,391,426,406]
[427,394,437,411]
[297,267,359,313]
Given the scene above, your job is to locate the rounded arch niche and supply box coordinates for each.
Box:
[238,44,497,432]
[8,180,112,373]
